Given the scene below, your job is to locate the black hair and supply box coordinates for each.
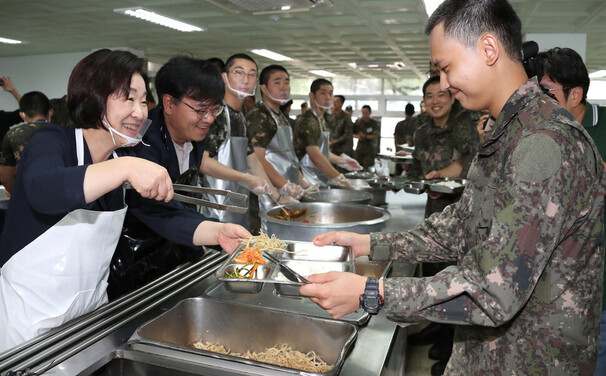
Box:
[345,105,353,111]
[310,78,333,94]
[362,105,371,112]
[207,57,225,73]
[224,53,257,73]
[19,91,51,118]
[425,0,522,61]
[68,49,147,129]
[301,102,308,109]
[422,75,451,97]
[334,95,345,103]
[537,47,589,104]
[405,103,415,116]
[259,65,289,86]
[155,56,224,106]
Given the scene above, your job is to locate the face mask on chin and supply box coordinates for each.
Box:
[225,76,256,100]
[313,95,332,112]
[263,86,290,105]
[103,116,151,147]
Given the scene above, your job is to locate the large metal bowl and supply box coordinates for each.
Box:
[331,179,388,206]
[261,202,391,241]
[301,189,373,205]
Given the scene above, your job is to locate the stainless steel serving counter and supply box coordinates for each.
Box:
[0,190,425,376]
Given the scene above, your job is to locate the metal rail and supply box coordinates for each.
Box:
[0,252,227,374]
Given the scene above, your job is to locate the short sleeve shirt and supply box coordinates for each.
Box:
[293,110,325,161]
[206,104,254,158]
[246,102,290,149]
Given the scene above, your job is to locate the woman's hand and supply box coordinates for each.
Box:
[125,157,174,202]
[299,271,367,319]
[216,223,251,254]
[312,231,371,258]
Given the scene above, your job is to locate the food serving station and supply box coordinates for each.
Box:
[0,190,426,376]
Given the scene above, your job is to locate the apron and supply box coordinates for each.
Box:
[263,102,300,184]
[0,128,127,352]
[300,109,332,187]
[200,106,250,227]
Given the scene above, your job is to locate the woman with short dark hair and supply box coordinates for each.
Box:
[0,49,176,351]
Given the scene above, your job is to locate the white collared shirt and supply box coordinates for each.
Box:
[172,140,194,174]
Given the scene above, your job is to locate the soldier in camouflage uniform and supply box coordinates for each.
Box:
[408,76,480,217]
[329,95,354,158]
[246,65,307,200]
[301,0,605,374]
[293,79,358,187]
[0,91,51,194]
[354,105,380,169]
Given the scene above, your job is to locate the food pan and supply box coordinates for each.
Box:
[427,178,468,195]
[129,297,357,376]
[403,183,425,195]
[215,241,354,294]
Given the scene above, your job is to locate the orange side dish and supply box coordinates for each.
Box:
[233,248,267,265]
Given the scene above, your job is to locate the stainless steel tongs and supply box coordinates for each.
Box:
[124,182,248,214]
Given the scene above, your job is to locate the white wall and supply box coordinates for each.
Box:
[0,51,89,110]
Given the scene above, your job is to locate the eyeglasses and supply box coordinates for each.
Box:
[231,70,258,80]
[175,98,224,119]
[541,86,569,101]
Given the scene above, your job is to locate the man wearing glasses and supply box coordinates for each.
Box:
[109,56,264,298]
[204,53,284,232]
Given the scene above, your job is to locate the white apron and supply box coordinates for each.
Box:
[200,106,250,226]
[300,109,332,187]
[262,102,300,184]
[0,128,127,352]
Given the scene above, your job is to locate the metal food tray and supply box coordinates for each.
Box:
[377,153,413,161]
[426,178,468,194]
[128,297,357,376]
[402,180,427,195]
[215,241,355,296]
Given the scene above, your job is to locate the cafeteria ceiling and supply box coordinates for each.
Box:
[1,0,605,81]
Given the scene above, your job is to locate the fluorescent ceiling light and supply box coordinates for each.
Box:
[309,70,336,77]
[422,0,445,17]
[589,70,606,79]
[250,49,293,61]
[281,5,292,11]
[0,37,23,44]
[114,7,204,32]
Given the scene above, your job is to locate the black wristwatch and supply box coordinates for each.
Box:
[359,277,384,314]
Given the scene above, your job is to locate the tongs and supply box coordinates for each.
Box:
[124,182,248,214]
[262,251,311,284]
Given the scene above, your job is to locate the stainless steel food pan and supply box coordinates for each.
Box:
[301,189,372,205]
[130,297,357,376]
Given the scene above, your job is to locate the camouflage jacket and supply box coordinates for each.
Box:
[354,118,379,152]
[0,121,48,166]
[394,117,415,146]
[370,78,605,375]
[293,109,327,161]
[408,110,479,179]
[329,111,354,156]
[246,101,290,149]
[206,104,254,158]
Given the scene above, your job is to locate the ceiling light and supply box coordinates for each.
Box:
[114,7,204,32]
[281,5,292,11]
[422,0,445,17]
[348,63,357,68]
[589,70,606,79]
[309,70,336,77]
[0,37,23,44]
[250,49,293,61]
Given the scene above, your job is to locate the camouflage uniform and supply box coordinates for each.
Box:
[0,121,47,167]
[329,111,354,157]
[354,118,380,169]
[369,79,605,375]
[293,109,326,161]
[408,110,479,217]
[246,101,290,149]
[206,104,254,158]
[394,117,416,146]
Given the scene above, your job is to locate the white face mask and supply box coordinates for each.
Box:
[313,94,332,112]
[263,86,291,105]
[225,76,256,100]
[103,116,151,147]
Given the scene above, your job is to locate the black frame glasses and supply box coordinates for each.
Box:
[175,98,224,119]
